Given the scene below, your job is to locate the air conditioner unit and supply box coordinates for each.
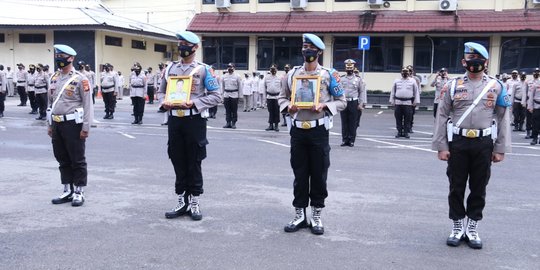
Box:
[216,0,231,9]
[368,0,384,6]
[439,0,457,11]
[290,0,307,9]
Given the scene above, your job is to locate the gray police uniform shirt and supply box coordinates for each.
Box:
[221,72,242,99]
[146,72,155,87]
[431,77,449,104]
[16,70,29,87]
[157,60,222,111]
[278,64,346,121]
[512,80,527,106]
[264,74,282,100]
[86,70,96,89]
[34,71,49,94]
[130,73,147,98]
[0,70,6,93]
[27,72,36,92]
[527,78,540,110]
[100,71,117,93]
[432,73,512,154]
[340,74,366,106]
[507,78,520,100]
[48,68,94,132]
[390,77,420,106]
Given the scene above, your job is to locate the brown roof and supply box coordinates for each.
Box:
[188,9,540,34]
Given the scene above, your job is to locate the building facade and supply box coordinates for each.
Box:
[188,0,540,91]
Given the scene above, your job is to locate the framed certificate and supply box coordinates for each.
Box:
[165,76,192,105]
[291,75,320,109]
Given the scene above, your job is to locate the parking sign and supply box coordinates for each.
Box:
[358,36,370,50]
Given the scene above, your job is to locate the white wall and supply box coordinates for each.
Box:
[0,30,55,70]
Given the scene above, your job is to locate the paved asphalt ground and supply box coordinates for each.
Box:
[1,96,539,270]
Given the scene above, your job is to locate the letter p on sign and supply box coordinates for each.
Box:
[358,36,370,51]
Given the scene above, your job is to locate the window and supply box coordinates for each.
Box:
[333,37,403,72]
[154,43,167,53]
[259,0,323,2]
[131,40,146,50]
[105,35,122,47]
[257,37,306,70]
[414,37,490,74]
[19,34,45,43]
[0,33,4,43]
[500,37,540,74]
[203,0,249,4]
[203,37,249,70]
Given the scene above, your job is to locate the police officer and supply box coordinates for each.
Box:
[339,59,365,147]
[242,72,253,112]
[27,64,38,114]
[263,64,282,131]
[146,67,156,104]
[279,33,346,235]
[15,63,29,106]
[156,62,166,112]
[84,64,97,104]
[511,71,527,131]
[0,65,6,117]
[433,42,511,249]
[130,63,147,125]
[159,31,221,220]
[100,63,118,119]
[6,66,14,97]
[221,63,242,129]
[281,64,291,127]
[34,64,49,120]
[431,68,449,118]
[528,68,540,145]
[390,67,420,139]
[48,44,94,207]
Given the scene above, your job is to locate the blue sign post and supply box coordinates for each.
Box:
[358,36,370,78]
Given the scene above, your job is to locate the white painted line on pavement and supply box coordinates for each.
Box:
[0,125,6,131]
[117,131,135,139]
[362,137,436,153]
[507,152,540,157]
[511,145,540,151]
[411,130,433,135]
[257,139,290,148]
[377,111,383,115]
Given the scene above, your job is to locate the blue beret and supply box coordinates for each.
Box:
[464,42,488,59]
[302,33,325,50]
[53,44,77,56]
[176,31,200,44]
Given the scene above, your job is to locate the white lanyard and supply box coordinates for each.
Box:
[455,79,497,128]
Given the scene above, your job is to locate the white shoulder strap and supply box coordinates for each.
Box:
[449,79,458,101]
[51,74,78,112]
[455,79,497,128]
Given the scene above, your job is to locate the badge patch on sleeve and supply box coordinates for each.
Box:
[82,80,90,92]
[332,71,340,83]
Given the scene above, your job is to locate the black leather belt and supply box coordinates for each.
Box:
[267,92,279,96]
[224,89,239,92]
[28,84,35,86]
[102,85,114,89]
[17,81,26,83]
[131,85,144,88]
[35,85,47,89]
[395,97,414,101]
[534,100,540,105]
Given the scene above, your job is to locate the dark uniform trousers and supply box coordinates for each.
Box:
[224,96,238,123]
[433,103,439,118]
[92,87,98,104]
[394,104,413,133]
[209,105,218,118]
[168,114,208,196]
[147,85,155,103]
[131,96,145,118]
[512,102,526,127]
[51,121,87,187]
[102,91,116,114]
[35,92,48,117]
[447,136,493,221]
[0,91,5,113]
[290,125,330,208]
[17,86,27,105]
[526,99,533,132]
[340,100,360,143]
[28,90,37,111]
[267,99,280,124]
[531,108,540,139]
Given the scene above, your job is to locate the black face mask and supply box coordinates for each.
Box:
[270,68,276,74]
[512,75,518,79]
[135,70,141,76]
[29,69,35,73]
[346,70,353,75]
[465,58,486,73]
[105,67,110,72]
[55,56,71,69]
[227,68,234,73]
[178,44,195,58]
[401,72,409,78]
[302,49,319,63]
[534,73,540,79]
[36,68,41,72]
[284,68,290,74]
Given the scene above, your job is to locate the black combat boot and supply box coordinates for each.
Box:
[265,124,274,131]
[530,137,538,145]
[525,130,531,139]
[446,219,465,247]
[403,132,410,139]
[518,123,524,131]
[274,123,279,132]
[223,122,232,128]
[131,116,138,125]
[231,121,237,129]
[284,208,308,232]
[138,115,143,125]
[103,112,110,119]
[165,192,190,219]
[310,207,324,235]
[108,113,114,119]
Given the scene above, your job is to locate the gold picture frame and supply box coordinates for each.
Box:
[291,75,321,109]
[165,76,192,105]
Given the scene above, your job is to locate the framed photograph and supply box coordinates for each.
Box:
[165,76,192,105]
[291,75,321,109]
